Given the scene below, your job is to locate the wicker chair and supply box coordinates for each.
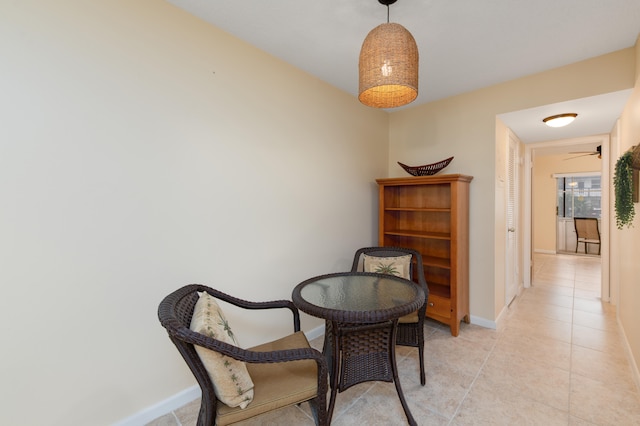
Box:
[574,217,601,255]
[158,284,329,426]
[350,247,429,385]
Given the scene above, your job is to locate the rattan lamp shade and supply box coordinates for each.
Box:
[358,22,418,108]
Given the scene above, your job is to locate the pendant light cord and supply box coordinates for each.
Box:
[386,5,390,23]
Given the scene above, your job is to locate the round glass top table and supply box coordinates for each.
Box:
[293,272,423,323]
[292,272,425,425]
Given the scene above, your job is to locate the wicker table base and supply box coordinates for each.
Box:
[292,272,424,426]
[325,320,415,425]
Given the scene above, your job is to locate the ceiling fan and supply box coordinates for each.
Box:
[565,145,601,160]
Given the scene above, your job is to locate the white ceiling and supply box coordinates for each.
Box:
[497,89,633,144]
[167,0,640,146]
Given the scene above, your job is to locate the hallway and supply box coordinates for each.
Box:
[149,253,640,425]
[496,252,639,424]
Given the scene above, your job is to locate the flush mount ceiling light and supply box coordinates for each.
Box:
[358,0,419,108]
[543,113,578,128]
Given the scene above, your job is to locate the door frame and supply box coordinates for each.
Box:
[523,134,610,301]
[505,130,519,306]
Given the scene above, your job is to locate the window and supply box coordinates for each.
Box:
[556,175,601,218]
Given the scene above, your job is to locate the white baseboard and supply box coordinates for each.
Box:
[534,249,556,254]
[494,305,509,329]
[469,315,497,330]
[618,317,640,393]
[112,385,200,426]
[304,324,325,341]
[113,327,326,426]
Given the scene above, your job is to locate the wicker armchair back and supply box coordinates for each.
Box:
[351,247,429,385]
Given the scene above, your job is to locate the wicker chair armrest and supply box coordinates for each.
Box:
[208,287,297,312]
[224,298,301,333]
[164,284,301,332]
[174,326,326,370]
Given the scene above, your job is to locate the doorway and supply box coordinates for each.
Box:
[523,135,610,302]
[555,173,602,255]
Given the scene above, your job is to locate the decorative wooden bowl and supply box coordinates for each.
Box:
[398,156,454,176]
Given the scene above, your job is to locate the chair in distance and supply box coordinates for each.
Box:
[574,217,601,255]
[351,247,429,385]
[158,284,328,426]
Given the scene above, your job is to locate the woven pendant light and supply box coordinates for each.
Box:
[359,0,418,108]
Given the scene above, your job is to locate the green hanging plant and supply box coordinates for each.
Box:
[614,151,635,229]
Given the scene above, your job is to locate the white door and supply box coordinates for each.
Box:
[506,133,519,305]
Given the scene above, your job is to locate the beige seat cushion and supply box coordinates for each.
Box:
[216,331,318,426]
[398,310,419,323]
[190,292,254,409]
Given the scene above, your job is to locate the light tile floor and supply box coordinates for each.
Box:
[149,253,640,425]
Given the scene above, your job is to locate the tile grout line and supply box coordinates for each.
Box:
[446,322,501,425]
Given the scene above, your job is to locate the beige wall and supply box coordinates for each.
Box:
[388,48,636,322]
[0,1,388,424]
[533,153,602,252]
[615,34,640,386]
